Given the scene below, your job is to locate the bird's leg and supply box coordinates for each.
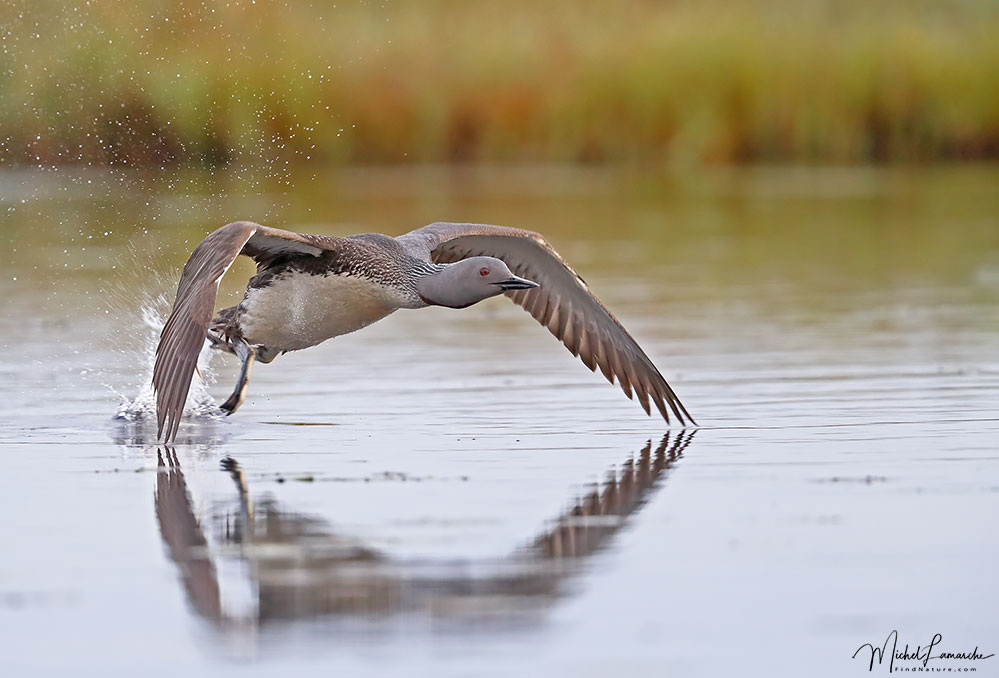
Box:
[220,457,254,543]
[220,340,256,415]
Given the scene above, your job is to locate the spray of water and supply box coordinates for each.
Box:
[104,241,227,443]
[114,300,222,422]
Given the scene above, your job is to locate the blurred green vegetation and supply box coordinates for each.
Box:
[1,0,997,168]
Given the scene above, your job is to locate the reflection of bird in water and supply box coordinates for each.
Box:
[154,431,694,627]
[153,221,694,441]
[155,448,223,622]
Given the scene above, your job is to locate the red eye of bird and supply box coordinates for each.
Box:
[479,267,490,276]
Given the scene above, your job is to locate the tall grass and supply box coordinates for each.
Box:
[1,0,996,168]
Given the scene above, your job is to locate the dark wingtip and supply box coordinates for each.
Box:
[676,399,697,427]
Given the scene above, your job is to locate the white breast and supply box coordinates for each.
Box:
[238,272,404,351]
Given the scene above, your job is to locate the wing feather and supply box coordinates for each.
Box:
[397,222,694,425]
[153,221,343,442]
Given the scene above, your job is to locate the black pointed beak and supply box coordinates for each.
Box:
[495,275,540,291]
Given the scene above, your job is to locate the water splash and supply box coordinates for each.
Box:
[114,302,222,423]
[103,243,227,443]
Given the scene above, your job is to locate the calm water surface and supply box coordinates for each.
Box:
[1,166,997,676]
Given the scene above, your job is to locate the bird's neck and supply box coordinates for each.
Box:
[414,263,475,308]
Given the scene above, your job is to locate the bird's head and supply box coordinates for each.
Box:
[417,256,539,308]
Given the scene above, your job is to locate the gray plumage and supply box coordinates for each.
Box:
[153,220,694,442]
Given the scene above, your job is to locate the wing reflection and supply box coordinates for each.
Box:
[155,432,694,629]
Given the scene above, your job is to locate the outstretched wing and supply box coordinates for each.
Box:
[153,220,342,442]
[397,222,694,425]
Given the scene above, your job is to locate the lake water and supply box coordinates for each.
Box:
[1,165,997,676]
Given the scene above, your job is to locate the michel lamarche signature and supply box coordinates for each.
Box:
[853,630,994,672]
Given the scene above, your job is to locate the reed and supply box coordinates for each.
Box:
[1,0,996,167]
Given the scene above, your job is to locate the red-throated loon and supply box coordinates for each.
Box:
[153,221,694,441]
